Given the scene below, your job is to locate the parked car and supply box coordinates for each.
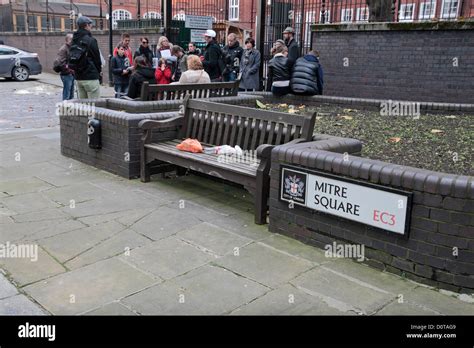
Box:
[0,45,42,81]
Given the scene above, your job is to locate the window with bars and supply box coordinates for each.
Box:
[143,11,162,19]
[341,9,353,23]
[112,9,132,29]
[441,0,459,19]
[419,1,436,20]
[399,4,415,22]
[356,7,369,22]
[229,0,239,21]
[320,10,330,23]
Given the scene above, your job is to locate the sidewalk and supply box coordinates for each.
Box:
[34,72,115,98]
[0,128,473,315]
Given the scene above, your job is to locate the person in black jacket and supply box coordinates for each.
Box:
[127,56,156,99]
[72,16,102,99]
[283,27,300,71]
[111,43,133,98]
[133,37,154,66]
[221,33,243,82]
[266,45,291,96]
[202,29,223,82]
[290,50,324,96]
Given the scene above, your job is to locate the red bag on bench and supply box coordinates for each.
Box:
[176,138,203,153]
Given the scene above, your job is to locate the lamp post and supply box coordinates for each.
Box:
[108,0,113,86]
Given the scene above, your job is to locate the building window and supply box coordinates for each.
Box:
[399,4,415,22]
[143,11,162,20]
[229,0,239,21]
[341,9,353,22]
[356,7,369,22]
[173,9,186,21]
[419,1,436,20]
[441,0,459,19]
[320,10,330,23]
[112,9,132,29]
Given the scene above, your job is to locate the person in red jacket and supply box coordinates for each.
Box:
[113,33,133,64]
[155,58,172,84]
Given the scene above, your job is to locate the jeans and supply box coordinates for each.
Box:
[114,83,129,98]
[76,80,101,99]
[60,74,75,100]
[224,71,237,82]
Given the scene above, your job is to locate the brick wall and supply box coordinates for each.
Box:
[312,21,474,104]
[269,143,474,293]
[0,29,164,83]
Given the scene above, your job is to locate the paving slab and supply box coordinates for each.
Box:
[0,177,54,196]
[376,300,440,315]
[215,242,314,288]
[23,258,157,315]
[2,192,61,214]
[130,206,202,241]
[120,236,215,280]
[400,286,474,315]
[0,246,66,286]
[176,222,252,256]
[290,267,395,315]
[259,234,329,265]
[323,259,418,295]
[0,294,47,315]
[0,273,18,299]
[65,229,152,270]
[39,220,126,263]
[122,264,269,315]
[231,283,352,315]
[84,301,137,315]
[77,208,156,228]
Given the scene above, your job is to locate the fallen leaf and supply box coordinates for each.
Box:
[445,115,457,119]
[388,137,401,143]
[334,122,343,126]
[343,108,354,113]
[431,129,444,134]
[316,116,323,120]
[341,115,353,120]
[256,100,266,109]
[278,103,288,108]
[298,105,305,109]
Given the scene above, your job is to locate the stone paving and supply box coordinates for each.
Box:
[1,127,474,315]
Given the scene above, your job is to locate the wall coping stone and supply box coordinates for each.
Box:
[312,20,474,32]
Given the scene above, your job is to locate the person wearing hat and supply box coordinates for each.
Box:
[202,29,224,82]
[71,16,102,99]
[282,27,300,70]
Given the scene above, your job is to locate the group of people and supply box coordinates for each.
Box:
[267,27,324,97]
[54,16,323,101]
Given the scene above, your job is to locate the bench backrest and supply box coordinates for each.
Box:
[140,80,240,101]
[178,97,316,151]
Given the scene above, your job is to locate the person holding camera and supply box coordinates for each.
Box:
[111,43,133,98]
[155,58,172,85]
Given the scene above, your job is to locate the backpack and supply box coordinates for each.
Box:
[68,38,90,73]
[52,58,63,73]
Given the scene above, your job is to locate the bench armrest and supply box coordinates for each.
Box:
[138,116,184,131]
[256,138,307,159]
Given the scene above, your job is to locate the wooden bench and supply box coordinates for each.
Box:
[140,80,240,101]
[138,96,316,224]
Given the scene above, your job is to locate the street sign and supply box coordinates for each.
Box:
[280,166,412,235]
[190,29,207,43]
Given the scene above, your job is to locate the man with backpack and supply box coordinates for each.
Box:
[221,33,243,82]
[70,16,102,99]
[202,29,224,82]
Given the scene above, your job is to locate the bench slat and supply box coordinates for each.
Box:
[251,119,260,150]
[258,120,268,145]
[275,123,284,145]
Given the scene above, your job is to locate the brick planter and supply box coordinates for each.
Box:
[59,95,263,179]
[269,140,474,293]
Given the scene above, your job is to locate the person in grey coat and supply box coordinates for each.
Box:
[239,38,261,91]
